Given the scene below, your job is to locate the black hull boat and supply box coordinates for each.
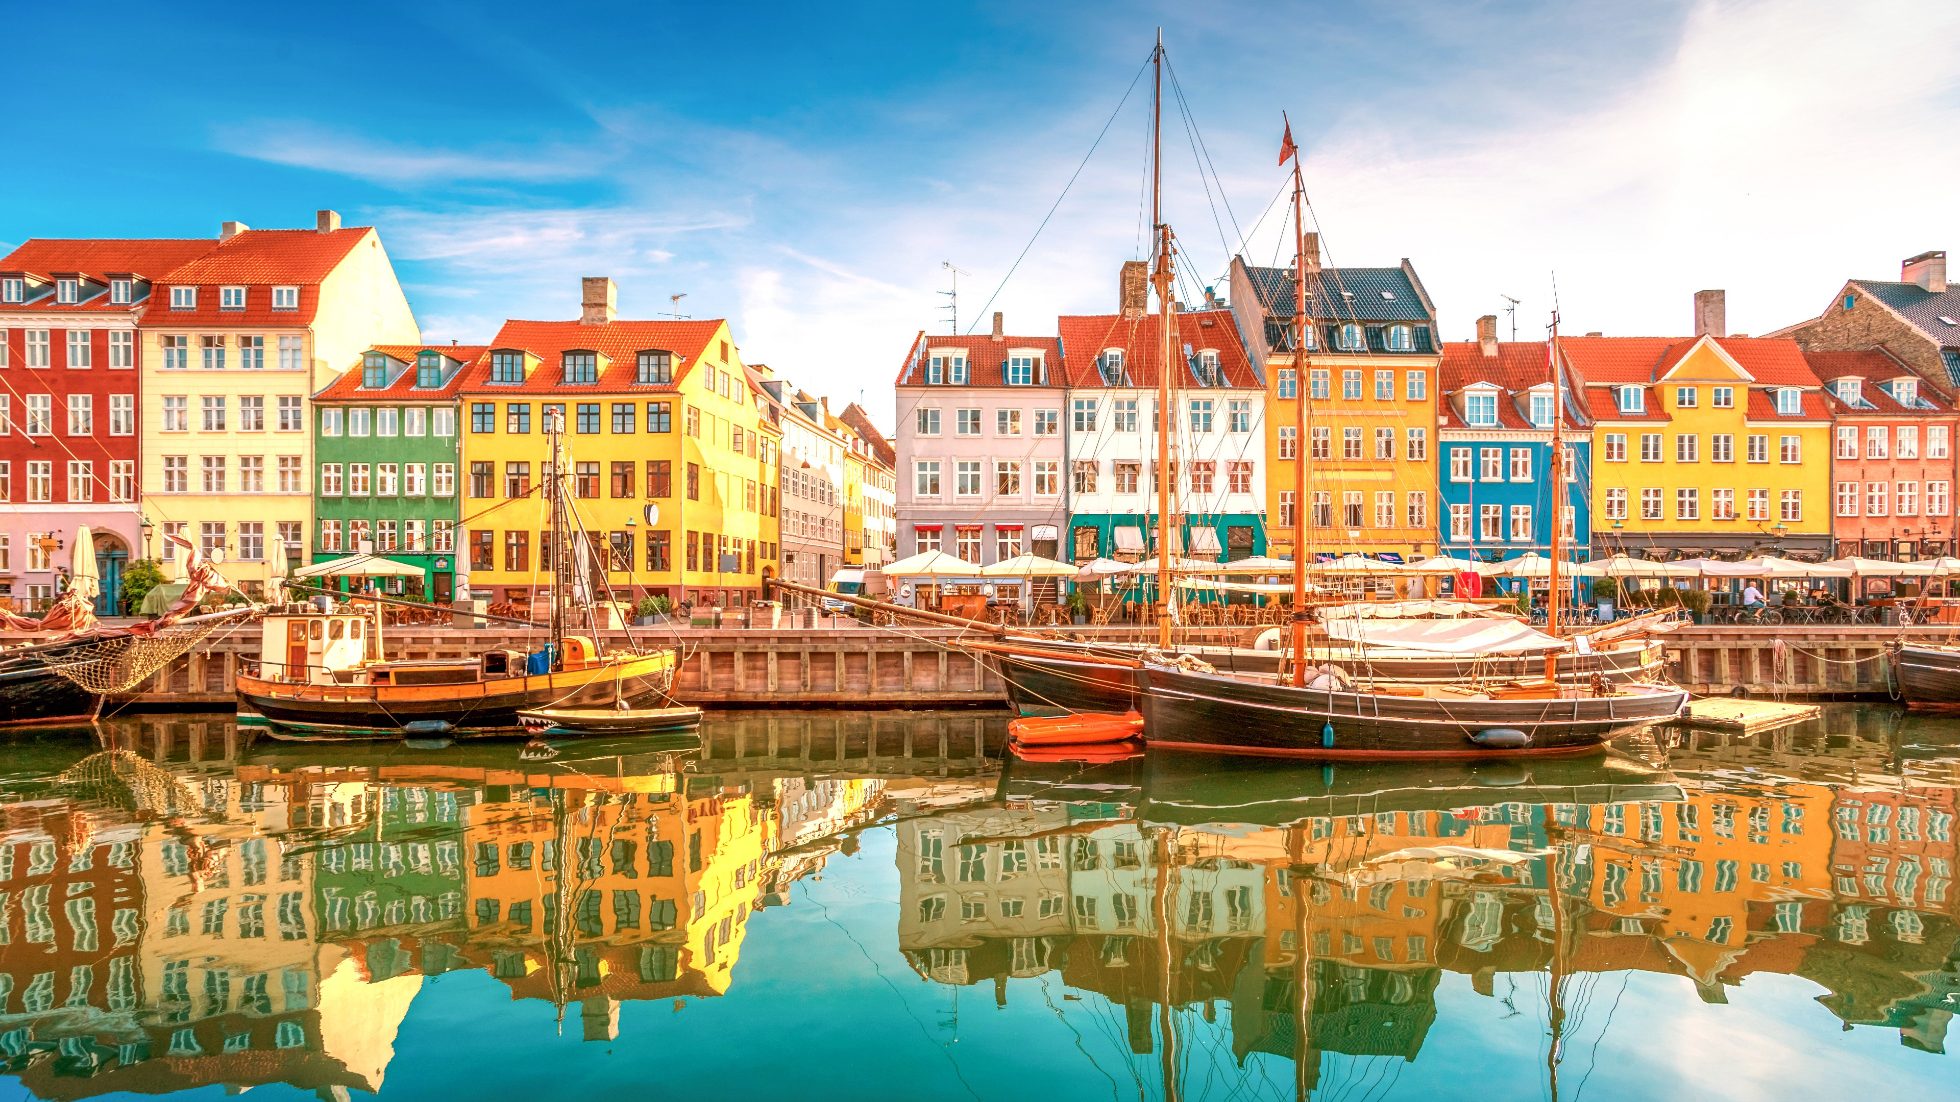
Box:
[1137,663,1688,760]
[995,640,1667,718]
[0,641,99,727]
[1894,643,1960,709]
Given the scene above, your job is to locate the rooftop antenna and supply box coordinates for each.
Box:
[1500,294,1521,341]
[668,293,688,320]
[940,261,969,335]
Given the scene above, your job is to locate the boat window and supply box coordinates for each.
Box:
[351,619,364,640]
[329,621,346,641]
[309,620,323,640]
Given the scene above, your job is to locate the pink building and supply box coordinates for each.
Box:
[1810,348,1960,561]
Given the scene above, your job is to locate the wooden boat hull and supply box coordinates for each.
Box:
[1139,664,1688,759]
[235,650,678,739]
[518,704,703,735]
[996,639,1666,717]
[0,640,104,728]
[1895,643,1960,709]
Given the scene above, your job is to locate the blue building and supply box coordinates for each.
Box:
[1437,319,1592,594]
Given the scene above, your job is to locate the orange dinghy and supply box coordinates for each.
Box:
[1008,710,1144,746]
[1010,742,1143,765]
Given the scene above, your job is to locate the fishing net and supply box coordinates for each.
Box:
[34,618,227,695]
[53,749,208,819]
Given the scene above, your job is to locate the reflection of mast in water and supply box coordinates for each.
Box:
[1152,825,1179,1102]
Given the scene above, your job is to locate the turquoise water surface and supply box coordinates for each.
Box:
[1,708,1956,1101]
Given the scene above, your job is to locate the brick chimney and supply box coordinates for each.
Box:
[1904,250,1948,293]
[990,311,1004,341]
[1693,289,1726,338]
[316,209,341,234]
[1300,232,1321,275]
[1120,260,1148,319]
[220,220,250,241]
[581,277,616,325]
[1476,314,1499,358]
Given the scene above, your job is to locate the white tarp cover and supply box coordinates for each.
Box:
[1113,527,1146,553]
[1320,599,1515,620]
[1186,527,1223,554]
[1322,616,1565,655]
[1175,578,1324,595]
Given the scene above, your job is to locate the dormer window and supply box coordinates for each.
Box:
[1386,325,1413,352]
[636,350,673,385]
[415,350,445,389]
[55,278,79,304]
[220,286,246,311]
[1775,387,1802,415]
[109,279,132,305]
[563,351,598,384]
[1529,392,1554,428]
[1888,377,1921,407]
[0,278,22,304]
[1099,349,1126,385]
[361,352,392,389]
[169,286,196,310]
[1465,391,1499,427]
[490,350,526,385]
[1337,323,1363,351]
[1006,352,1039,386]
[272,286,299,311]
[926,353,966,385]
[1194,349,1221,386]
[1832,378,1865,406]
[1617,385,1645,414]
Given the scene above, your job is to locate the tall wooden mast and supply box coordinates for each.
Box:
[547,407,571,667]
[1286,116,1313,686]
[1151,29,1178,650]
[1544,313,1566,680]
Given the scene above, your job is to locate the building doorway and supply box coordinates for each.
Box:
[94,534,131,617]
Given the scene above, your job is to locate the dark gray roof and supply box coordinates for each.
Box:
[1244,265,1434,324]
[1850,279,1960,349]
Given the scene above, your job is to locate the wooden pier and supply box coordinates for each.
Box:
[19,621,1947,714]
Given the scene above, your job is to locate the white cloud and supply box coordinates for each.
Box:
[214,124,609,186]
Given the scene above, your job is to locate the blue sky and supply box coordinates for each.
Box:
[6,0,1958,428]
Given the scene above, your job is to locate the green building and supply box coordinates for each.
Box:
[312,344,482,600]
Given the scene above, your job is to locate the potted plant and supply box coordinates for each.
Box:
[634,594,672,626]
[1065,588,1091,626]
[1678,587,1711,623]
[121,558,165,618]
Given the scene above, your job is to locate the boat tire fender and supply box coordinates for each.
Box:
[1469,728,1531,749]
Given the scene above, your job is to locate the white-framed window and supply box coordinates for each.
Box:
[1867,481,1889,516]
[1747,489,1769,521]
[1449,449,1471,482]
[110,460,135,503]
[25,329,49,368]
[109,278,132,304]
[200,335,225,370]
[237,522,264,561]
[404,463,427,495]
[347,463,370,495]
[433,463,456,496]
[1604,433,1626,462]
[1929,481,1950,516]
[26,461,51,503]
[1675,488,1699,520]
[1779,490,1802,522]
[1712,385,1734,408]
[1479,447,1502,481]
[1780,435,1801,463]
[170,286,196,310]
[914,406,940,436]
[1005,353,1038,386]
[161,334,188,370]
[278,455,302,493]
[200,455,226,492]
[1898,480,1920,516]
[1711,487,1736,520]
[1529,392,1554,428]
[1407,427,1427,460]
[1375,427,1395,460]
[54,277,79,304]
[1931,425,1951,459]
[65,329,92,368]
[238,455,263,492]
[1867,425,1889,459]
[1746,434,1768,463]
[1113,399,1139,432]
[1510,449,1531,481]
[200,395,225,432]
[66,394,92,436]
[0,277,21,303]
[1836,481,1860,517]
[377,463,399,496]
[1899,425,1919,458]
[1676,434,1698,462]
[161,456,187,493]
[1449,503,1472,541]
[955,408,980,436]
[1376,491,1396,528]
[1675,385,1697,408]
[278,335,303,371]
[349,408,370,437]
[1640,487,1663,520]
[993,459,1022,497]
[66,460,93,502]
[238,395,264,431]
[913,460,940,496]
[1617,386,1644,414]
[1034,460,1060,496]
[1344,427,1364,460]
[431,407,455,437]
[1479,503,1502,541]
[1407,490,1427,530]
[1071,398,1097,433]
[1406,370,1427,401]
[109,329,133,368]
[25,393,51,435]
[220,286,246,310]
[994,408,1020,436]
[377,407,399,436]
[1034,409,1059,436]
[1228,399,1251,433]
[1374,369,1395,400]
[1509,504,1532,541]
[238,335,263,369]
[272,286,298,310]
[1775,387,1802,415]
[1465,392,1497,426]
[1640,433,1662,462]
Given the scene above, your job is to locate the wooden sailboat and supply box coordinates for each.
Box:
[236,410,679,740]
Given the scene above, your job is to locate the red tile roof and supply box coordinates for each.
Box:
[1436,340,1586,430]
[163,227,372,284]
[1802,348,1958,416]
[0,238,218,313]
[1743,389,1832,421]
[315,344,488,402]
[893,331,1065,387]
[1583,386,1670,422]
[1056,309,1256,388]
[460,318,727,394]
[1561,334,1820,387]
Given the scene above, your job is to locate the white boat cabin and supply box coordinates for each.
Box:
[257,611,379,683]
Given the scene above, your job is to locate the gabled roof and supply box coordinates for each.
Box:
[1241,264,1433,323]
[0,238,218,313]
[1744,389,1832,421]
[1436,340,1586,431]
[1563,335,1820,388]
[163,227,372,285]
[459,318,726,394]
[315,344,488,402]
[1056,309,1257,389]
[1804,349,1957,417]
[893,331,1065,387]
[1848,279,1960,349]
[838,402,897,468]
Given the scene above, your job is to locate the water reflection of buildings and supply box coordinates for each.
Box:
[896,760,1960,1078]
[1,712,898,1098]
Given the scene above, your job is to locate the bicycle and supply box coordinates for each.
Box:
[1729,604,1782,626]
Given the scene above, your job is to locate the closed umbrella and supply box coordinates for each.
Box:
[69,526,100,603]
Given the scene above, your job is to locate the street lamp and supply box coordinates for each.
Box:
[624,517,637,608]
[140,516,154,559]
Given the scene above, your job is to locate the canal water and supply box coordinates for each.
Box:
[1,708,1956,1101]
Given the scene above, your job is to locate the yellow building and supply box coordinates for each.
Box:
[840,419,868,566]
[1569,334,1832,558]
[139,211,419,589]
[1228,252,1442,560]
[457,278,780,606]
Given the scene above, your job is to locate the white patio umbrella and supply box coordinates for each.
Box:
[881,550,983,577]
[69,526,100,602]
[980,553,1079,578]
[1827,556,1936,577]
[1407,555,1485,574]
[1593,553,1704,578]
[291,554,426,580]
[1494,553,1607,578]
[1124,555,1226,575]
[1698,555,1849,579]
[1913,556,1960,575]
[1308,553,1406,575]
[1075,557,1133,578]
[1211,555,1294,575]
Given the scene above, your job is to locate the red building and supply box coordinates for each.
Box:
[1809,348,1960,561]
[0,238,216,611]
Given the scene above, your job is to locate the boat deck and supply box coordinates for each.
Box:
[1671,697,1821,734]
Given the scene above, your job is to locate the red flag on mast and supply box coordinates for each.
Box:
[1278,114,1297,166]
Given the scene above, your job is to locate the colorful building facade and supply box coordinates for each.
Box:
[1437,318,1591,570]
[138,212,420,592]
[457,278,779,607]
[1809,349,1960,561]
[1228,251,1440,561]
[1570,332,1832,559]
[0,237,216,612]
[311,344,480,599]
[893,322,1068,568]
